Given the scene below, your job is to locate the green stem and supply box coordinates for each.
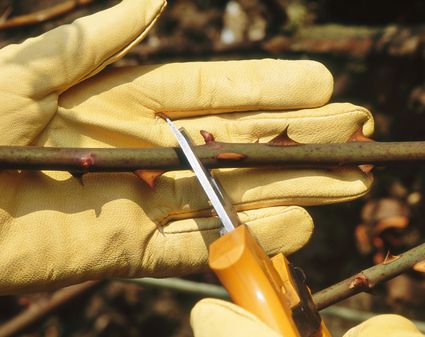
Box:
[118,276,425,332]
[313,242,425,310]
[118,242,425,313]
[118,277,230,299]
[0,281,100,337]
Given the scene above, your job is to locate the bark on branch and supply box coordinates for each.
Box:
[2,243,424,336]
[0,281,100,337]
[122,243,425,313]
[313,242,425,310]
[0,141,424,173]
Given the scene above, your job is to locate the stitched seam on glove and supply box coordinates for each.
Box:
[157,205,309,232]
[51,107,373,149]
[230,106,372,121]
[159,105,372,127]
[152,179,371,229]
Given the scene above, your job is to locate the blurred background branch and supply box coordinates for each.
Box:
[0,0,96,29]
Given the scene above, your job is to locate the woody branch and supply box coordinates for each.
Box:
[0,141,424,172]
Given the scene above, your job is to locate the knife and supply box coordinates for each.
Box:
[165,117,331,337]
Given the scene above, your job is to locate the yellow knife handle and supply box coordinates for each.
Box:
[209,224,301,336]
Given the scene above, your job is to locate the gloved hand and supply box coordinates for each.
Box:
[191,300,424,337]
[0,0,374,294]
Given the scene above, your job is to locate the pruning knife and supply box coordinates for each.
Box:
[166,118,331,337]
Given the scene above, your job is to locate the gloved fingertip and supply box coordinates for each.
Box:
[344,314,423,337]
[191,299,280,337]
[240,206,313,256]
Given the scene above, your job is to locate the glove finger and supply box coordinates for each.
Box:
[151,103,373,210]
[0,0,166,145]
[142,205,312,276]
[53,79,372,147]
[59,59,333,120]
[0,161,312,292]
[191,298,280,337]
[42,101,374,206]
[173,102,373,145]
[343,315,424,337]
[142,165,371,230]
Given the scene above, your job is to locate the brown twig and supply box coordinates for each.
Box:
[0,281,100,337]
[0,0,96,30]
[313,242,425,310]
[121,243,425,314]
[0,141,424,173]
[122,276,425,331]
[2,243,424,335]
[131,24,425,61]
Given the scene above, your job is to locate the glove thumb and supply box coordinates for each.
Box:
[190,298,281,337]
[0,0,166,145]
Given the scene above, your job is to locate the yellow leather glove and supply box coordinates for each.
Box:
[0,0,374,293]
[191,300,424,337]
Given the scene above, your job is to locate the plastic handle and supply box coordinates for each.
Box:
[209,225,301,336]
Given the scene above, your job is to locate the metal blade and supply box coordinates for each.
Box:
[165,117,239,233]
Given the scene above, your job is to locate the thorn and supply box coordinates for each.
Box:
[200,130,215,144]
[349,273,369,289]
[348,128,374,142]
[382,251,401,265]
[359,164,374,174]
[268,126,300,146]
[134,170,165,189]
[70,171,85,186]
[216,152,247,161]
[349,128,374,173]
